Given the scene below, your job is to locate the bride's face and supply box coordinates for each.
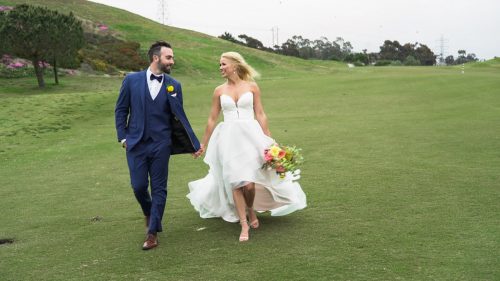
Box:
[219,57,235,78]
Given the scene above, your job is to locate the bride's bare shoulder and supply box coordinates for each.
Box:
[248,81,261,95]
[214,84,227,97]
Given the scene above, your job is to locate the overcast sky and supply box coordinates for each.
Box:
[89,0,499,60]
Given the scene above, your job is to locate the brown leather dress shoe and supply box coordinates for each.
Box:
[142,233,158,250]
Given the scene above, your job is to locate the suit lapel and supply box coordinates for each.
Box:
[159,74,167,100]
[141,71,149,110]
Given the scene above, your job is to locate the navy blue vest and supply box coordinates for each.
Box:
[142,89,172,143]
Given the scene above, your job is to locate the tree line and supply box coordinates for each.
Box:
[220,32,478,66]
[444,50,478,65]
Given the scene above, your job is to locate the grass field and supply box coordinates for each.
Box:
[1,0,499,279]
[1,63,499,280]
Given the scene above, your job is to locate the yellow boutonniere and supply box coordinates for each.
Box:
[167,85,174,93]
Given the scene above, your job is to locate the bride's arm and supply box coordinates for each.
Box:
[196,88,222,156]
[252,83,271,137]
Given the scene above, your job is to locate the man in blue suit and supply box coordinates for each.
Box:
[115,41,201,250]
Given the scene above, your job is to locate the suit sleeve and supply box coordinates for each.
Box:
[115,76,131,142]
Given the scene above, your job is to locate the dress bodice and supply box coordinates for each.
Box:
[220,92,254,121]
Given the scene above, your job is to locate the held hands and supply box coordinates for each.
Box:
[192,144,205,159]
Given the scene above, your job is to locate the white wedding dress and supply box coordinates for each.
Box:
[187,92,307,222]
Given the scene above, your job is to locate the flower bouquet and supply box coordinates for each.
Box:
[262,143,303,178]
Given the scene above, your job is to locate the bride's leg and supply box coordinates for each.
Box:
[243,183,259,229]
[232,188,249,242]
[243,182,255,207]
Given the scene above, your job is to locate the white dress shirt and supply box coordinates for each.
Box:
[146,67,163,100]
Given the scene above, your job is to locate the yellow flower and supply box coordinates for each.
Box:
[167,85,174,92]
[269,145,282,157]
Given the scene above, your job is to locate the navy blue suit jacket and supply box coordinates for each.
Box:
[115,70,200,154]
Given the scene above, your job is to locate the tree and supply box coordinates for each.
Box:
[218,32,241,44]
[377,40,436,65]
[291,35,314,59]
[445,55,455,65]
[379,40,402,61]
[455,49,467,64]
[279,39,300,57]
[414,44,436,65]
[0,4,83,88]
[344,52,369,65]
[237,34,265,49]
[466,53,478,62]
[400,43,417,62]
[47,11,83,84]
[338,37,353,59]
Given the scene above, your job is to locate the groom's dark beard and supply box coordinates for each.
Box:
[157,61,171,74]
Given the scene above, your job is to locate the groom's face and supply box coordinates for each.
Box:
[156,47,174,74]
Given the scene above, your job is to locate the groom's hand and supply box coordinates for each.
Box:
[192,144,205,158]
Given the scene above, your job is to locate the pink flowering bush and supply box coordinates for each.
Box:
[0,6,13,12]
[97,24,108,31]
[0,55,53,78]
[8,62,26,69]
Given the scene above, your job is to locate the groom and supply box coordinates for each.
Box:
[115,41,200,250]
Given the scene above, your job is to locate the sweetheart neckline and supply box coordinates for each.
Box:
[220,91,252,104]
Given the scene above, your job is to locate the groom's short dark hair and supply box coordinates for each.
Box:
[148,41,172,62]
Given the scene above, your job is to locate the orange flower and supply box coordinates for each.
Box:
[277,150,286,159]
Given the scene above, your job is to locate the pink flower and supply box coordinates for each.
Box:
[276,165,286,173]
[98,24,109,31]
[264,153,273,162]
[8,62,25,68]
[0,6,13,12]
[12,62,24,68]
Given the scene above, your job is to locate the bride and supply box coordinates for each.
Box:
[188,52,306,242]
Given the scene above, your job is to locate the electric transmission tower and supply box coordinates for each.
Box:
[271,26,279,47]
[157,0,169,25]
[435,35,449,65]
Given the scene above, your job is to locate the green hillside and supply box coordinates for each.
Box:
[0,0,343,79]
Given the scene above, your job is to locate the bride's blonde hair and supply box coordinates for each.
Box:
[221,51,260,81]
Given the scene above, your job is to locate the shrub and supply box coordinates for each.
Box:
[404,55,420,66]
[374,60,392,66]
[80,33,147,73]
[353,61,365,67]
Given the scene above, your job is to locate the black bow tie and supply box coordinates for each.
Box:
[150,73,163,83]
